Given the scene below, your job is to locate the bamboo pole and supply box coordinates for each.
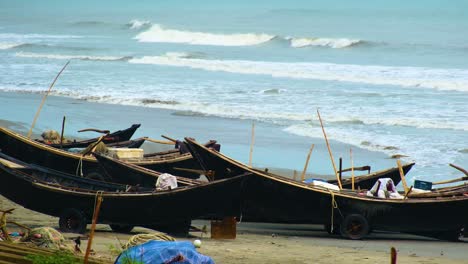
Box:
[59,116,66,148]
[84,192,103,264]
[350,148,355,191]
[300,144,315,182]
[248,122,255,167]
[317,109,342,190]
[144,137,176,145]
[397,159,410,195]
[27,61,70,138]
[161,135,177,143]
[432,176,468,185]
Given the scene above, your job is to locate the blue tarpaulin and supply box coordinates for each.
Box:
[114,240,214,264]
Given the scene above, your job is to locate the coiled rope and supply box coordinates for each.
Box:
[124,233,176,249]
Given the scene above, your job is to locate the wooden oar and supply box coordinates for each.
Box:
[27,60,70,138]
[317,109,342,190]
[59,116,66,148]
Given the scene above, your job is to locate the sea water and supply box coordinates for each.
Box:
[0,0,467,182]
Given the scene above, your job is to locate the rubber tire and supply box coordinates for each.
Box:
[59,208,87,234]
[340,214,370,240]
[109,224,134,233]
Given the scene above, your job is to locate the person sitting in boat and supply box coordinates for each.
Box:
[367,178,403,199]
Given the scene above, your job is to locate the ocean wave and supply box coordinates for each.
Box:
[163,51,206,59]
[133,24,365,49]
[135,24,275,46]
[0,42,23,50]
[459,148,468,154]
[3,43,94,52]
[71,21,107,26]
[289,37,362,49]
[126,19,152,30]
[140,98,179,105]
[128,55,468,92]
[15,52,132,61]
[259,88,287,94]
[171,111,207,117]
[0,33,82,40]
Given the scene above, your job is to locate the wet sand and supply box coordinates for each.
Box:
[2,196,467,263]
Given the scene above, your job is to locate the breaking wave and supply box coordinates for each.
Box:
[135,24,275,46]
[0,42,23,50]
[15,52,132,61]
[128,54,468,92]
[126,19,152,30]
[0,33,82,40]
[288,37,362,49]
[134,24,363,49]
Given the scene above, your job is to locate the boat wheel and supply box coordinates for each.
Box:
[109,224,134,233]
[59,208,87,234]
[340,214,370,240]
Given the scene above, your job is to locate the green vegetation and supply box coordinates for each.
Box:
[25,252,81,264]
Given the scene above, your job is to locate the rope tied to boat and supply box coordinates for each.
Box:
[330,190,337,233]
[76,156,84,177]
[328,190,344,234]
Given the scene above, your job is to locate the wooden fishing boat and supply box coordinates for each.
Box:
[35,124,141,149]
[184,138,414,189]
[93,152,202,187]
[184,138,468,241]
[0,127,211,179]
[0,153,248,234]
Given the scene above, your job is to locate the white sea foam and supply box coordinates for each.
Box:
[0,42,23,50]
[0,33,82,40]
[127,19,152,30]
[289,37,362,48]
[15,52,131,61]
[135,24,275,46]
[282,123,457,168]
[129,55,468,92]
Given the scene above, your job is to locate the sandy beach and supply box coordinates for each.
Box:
[2,195,467,263]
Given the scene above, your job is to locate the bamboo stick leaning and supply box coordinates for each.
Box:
[317,109,342,190]
[27,61,70,138]
[301,144,315,182]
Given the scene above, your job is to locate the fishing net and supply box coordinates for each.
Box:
[41,130,69,144]
[80,142,108,155]
[20,227,69,250]
[123,232,176,249]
